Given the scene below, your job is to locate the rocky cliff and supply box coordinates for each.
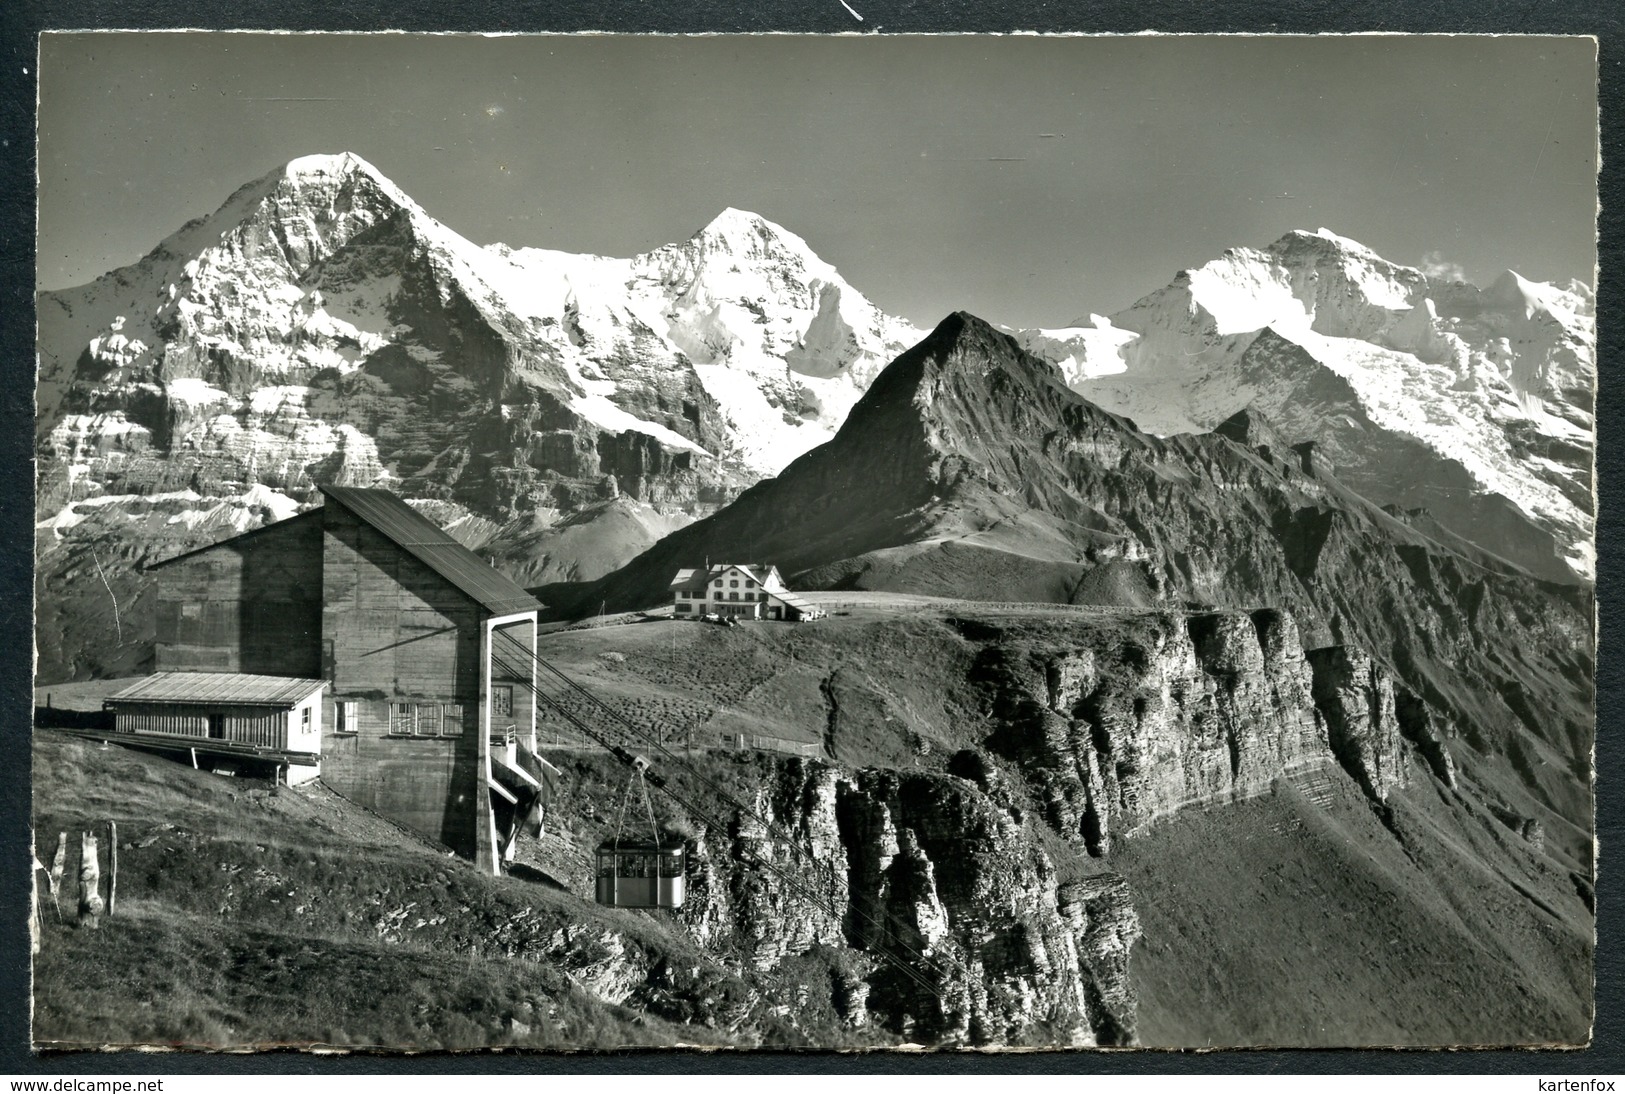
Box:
[579,313,1590,836]
[676,759,1139,1045]
[515,596,1488,1048]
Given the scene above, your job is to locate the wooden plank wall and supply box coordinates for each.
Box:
[154,510,324,676]
[111,703,289,747]
[319,504,483,858]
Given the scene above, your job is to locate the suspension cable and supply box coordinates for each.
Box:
[493,633,965,981]
[496,631,830,877]
[490,637,956,1003]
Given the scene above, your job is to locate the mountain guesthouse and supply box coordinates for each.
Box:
[668,564,825,621]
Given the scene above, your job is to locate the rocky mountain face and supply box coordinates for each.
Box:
[1013,229,1595,583]
[34,157,1594,1046]
[674,757,1138,1045]
[579,314,1591,838]
[517,596,1585,1047]
[34,152,922,681]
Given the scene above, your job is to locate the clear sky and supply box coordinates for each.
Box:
[36,32,1599,329]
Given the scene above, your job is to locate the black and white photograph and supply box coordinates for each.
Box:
[30,31,1598,1051]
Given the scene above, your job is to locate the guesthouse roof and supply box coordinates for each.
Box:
[668,563,785,592]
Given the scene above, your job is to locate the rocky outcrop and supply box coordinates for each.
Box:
[980,609,1333,852]
[678,758,1138,1047]
[1057,875,1141,1045]
[1308,645,1410,803]
[1394,689,1459,789]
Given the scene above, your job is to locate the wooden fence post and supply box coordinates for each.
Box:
[49,833,66,920]
[30,858,43,955]
[106,820,118,918]
[78,830,104,928]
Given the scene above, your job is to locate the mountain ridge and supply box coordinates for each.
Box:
[34,153,1593,689]
[33,152,923,681]
[1012,226,1594,582]
[569,311,1591,836]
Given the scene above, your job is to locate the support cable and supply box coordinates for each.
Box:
[490,640,955,1003]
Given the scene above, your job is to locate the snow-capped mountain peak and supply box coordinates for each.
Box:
[282,149,384,183]
[36,156,927,599]
[1011,228,1595,582]
[694,206,801,249]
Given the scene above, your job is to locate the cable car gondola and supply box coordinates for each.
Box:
[595,755,686,909]
[594,838,686,909]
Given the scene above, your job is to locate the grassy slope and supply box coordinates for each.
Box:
[532,601,1158,768]
[29,734,772,1051]
[1117,771,1593,1048]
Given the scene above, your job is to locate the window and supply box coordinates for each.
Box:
[715,590,726,600]
[746,579,756,588]
[493,685,513,718]
[675,602,691,613]
[335,700,358,734]
[443,703,464,735]
[713,580,723,588]
[729,592,739,601]
[391,703,414,735]
[301,706,312,735]
[416,703,439,736]
[730,580,739,588]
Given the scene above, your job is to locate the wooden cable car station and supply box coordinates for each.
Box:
[138,485,543,875]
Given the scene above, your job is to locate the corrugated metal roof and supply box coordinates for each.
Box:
[772,591,822,614]
[321,486,542,616]
[107,672,326,707]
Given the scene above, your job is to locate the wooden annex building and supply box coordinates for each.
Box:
[105,671,326,785]
[139,485,543,873]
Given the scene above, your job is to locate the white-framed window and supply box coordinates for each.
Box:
[335,700,358,734]
[391,703,414,735]
[301,706,312,734]
[443,703,464,735]
[416,703,440,736]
